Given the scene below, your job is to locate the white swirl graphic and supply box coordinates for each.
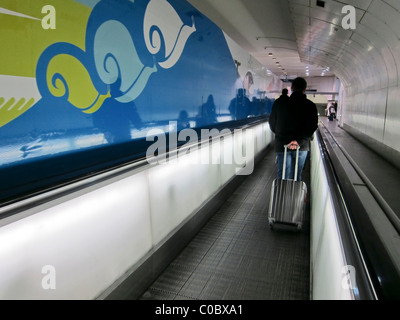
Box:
[144,0,196,69]
[94,20,157,103]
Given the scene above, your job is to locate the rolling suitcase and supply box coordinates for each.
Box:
[268,145,307,231]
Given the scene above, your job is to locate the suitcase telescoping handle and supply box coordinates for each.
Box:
[282,144,300,181]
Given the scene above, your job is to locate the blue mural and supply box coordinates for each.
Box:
[0,0,270,203]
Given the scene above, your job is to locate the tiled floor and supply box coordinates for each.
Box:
[140,149,311,300]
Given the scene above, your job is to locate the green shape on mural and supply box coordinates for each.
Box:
[0,97,35,127]
[0,0,91,78]
[47,54,110,113]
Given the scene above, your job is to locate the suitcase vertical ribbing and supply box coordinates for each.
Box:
[268,145,307,230]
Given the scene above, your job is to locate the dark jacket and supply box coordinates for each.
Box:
[269,91,318,152]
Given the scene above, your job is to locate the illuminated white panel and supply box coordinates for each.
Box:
[219,133,236,185]
[310,135,354,300]
[0,122,272,300]
[234,128,249,168]
[254,125,264,154]
[147,145,221,245]
[313,197,353,300]
[191,144,222,204]
[148,123,270,244]
[0,172,152,299]
[264,124,272,149]
[310,147,328,260]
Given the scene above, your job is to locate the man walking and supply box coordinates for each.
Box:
[269,77,318,181]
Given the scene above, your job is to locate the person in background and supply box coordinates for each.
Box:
[328,103,336,121]
[269,77,318,181]
[279,88,289,100]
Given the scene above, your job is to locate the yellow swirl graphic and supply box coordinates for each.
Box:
[47,54,109,113]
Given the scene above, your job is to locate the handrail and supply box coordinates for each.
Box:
[319,121,400,235]
[0,119,267,220]
[315,128,378,300]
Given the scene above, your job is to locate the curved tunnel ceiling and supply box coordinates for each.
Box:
[188,0,400,90]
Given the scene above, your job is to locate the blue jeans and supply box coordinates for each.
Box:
[276,151,308,181]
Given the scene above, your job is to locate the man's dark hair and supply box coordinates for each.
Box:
[292,77,307,93]
[282,88,288,95]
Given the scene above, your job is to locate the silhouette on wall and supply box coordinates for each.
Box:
[93,99,143,143]
[197,94,217,126]
[177,110,191,131]
[228,88,250,120]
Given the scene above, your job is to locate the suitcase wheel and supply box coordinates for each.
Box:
[268,218,274,230]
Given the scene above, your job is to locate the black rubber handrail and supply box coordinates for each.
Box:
[315,128,378,300]
[320,122,400,235]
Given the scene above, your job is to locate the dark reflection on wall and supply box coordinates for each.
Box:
[225,89,276,121]
[196,94,217,127]
[177,110,191,131]
[263,96,274,115]
[228,88,250,120]
[92,98,143,144]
